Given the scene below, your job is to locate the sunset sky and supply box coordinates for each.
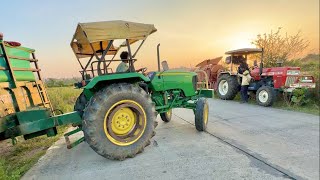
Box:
[1,0,319,78]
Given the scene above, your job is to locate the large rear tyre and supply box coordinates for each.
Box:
[83,83,156,160]
[160,109,172,122]
[256,86,275,107]
[195,98,209,131]
[216,74,239,100]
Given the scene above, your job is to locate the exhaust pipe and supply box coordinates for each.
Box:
[157,44,160,71]
[259,48,264,76]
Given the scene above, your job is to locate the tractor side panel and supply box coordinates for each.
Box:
[161,71,197,97]
[148,75,164,92]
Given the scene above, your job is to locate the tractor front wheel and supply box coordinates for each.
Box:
[82,83,156,160]
[256,86,275,107]
[160,109,172,122]
[195,98,209,131]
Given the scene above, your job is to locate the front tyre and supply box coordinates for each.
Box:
[195,98,209,131]
[256,86,275,107]
[160,109,172,122]
[83,83,156,160]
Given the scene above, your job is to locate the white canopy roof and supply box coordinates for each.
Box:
[71,20,157,58]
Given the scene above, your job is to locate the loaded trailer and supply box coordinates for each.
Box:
[0,21,213,160]
[0,34,82,144]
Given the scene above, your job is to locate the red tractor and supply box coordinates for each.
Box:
[216,48,316,106]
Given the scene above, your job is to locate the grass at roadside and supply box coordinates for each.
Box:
[0,86,81,180]
[272,100,319,115]
[47,87,82,114]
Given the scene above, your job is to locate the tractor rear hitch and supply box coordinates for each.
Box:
[64,128,84,149]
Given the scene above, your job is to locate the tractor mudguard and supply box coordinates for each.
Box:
[84,72,150,91]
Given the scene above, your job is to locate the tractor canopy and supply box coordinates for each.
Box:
[71,20,157,59]
[225,48,263,65]
[223,48,264,75]
[70,21,157,81]
[225,48,263,56]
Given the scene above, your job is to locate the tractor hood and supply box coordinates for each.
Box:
[149,69,197,97]
[251,66,301,76]
[159,69,197,76]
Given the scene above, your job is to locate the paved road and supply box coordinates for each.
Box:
[175,99,319,180]
[22,99,319,180]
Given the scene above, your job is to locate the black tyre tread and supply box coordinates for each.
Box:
[216,74,239,100]
[82,83,157,160]
[74,92,88,117]
[195,98,208,131]
[160,109,172,122]
[256,86,276,107]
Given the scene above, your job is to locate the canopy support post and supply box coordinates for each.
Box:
[132,40,145,58]
[126,39,135,72]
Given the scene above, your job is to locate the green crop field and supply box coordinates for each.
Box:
[0,87,81,180]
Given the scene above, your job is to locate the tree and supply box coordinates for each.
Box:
[251,27,309,67]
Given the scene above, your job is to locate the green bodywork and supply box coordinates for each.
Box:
[0,108,81,141]
[83,69,211,114]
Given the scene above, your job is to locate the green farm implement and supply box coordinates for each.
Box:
[0,21,213,160]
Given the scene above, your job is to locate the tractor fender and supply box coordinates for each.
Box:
[218,71,233,77]
[213,71,235,90]
[84,73,150,91]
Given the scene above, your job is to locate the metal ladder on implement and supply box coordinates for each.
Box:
[31,52,55,115]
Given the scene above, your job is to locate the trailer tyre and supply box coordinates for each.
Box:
[83,83,156,160]
[160,109,172,122]
[195,98,209,131]
[256,86,275,107]
[216,74,239,100]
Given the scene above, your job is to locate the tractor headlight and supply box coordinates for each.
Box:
[287,70,300,75]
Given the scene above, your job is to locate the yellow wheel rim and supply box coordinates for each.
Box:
[104,100,147,146]
[111,107,136,135]
[203,103,209,125]
[167,109,172,117]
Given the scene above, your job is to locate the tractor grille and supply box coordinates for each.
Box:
[192,75,197,91]
[285,76,298,86]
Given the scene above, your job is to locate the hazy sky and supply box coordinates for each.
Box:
[1,0,319,78]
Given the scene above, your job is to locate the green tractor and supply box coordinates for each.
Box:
[0,21,213,160]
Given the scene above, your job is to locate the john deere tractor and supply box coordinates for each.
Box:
[0,21,213,160]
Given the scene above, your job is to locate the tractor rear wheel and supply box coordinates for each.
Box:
[160,109,172,122]
[216,74,239,100]
[195,98,209,131]
[82,83,156,160]
[256,86,275,107]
